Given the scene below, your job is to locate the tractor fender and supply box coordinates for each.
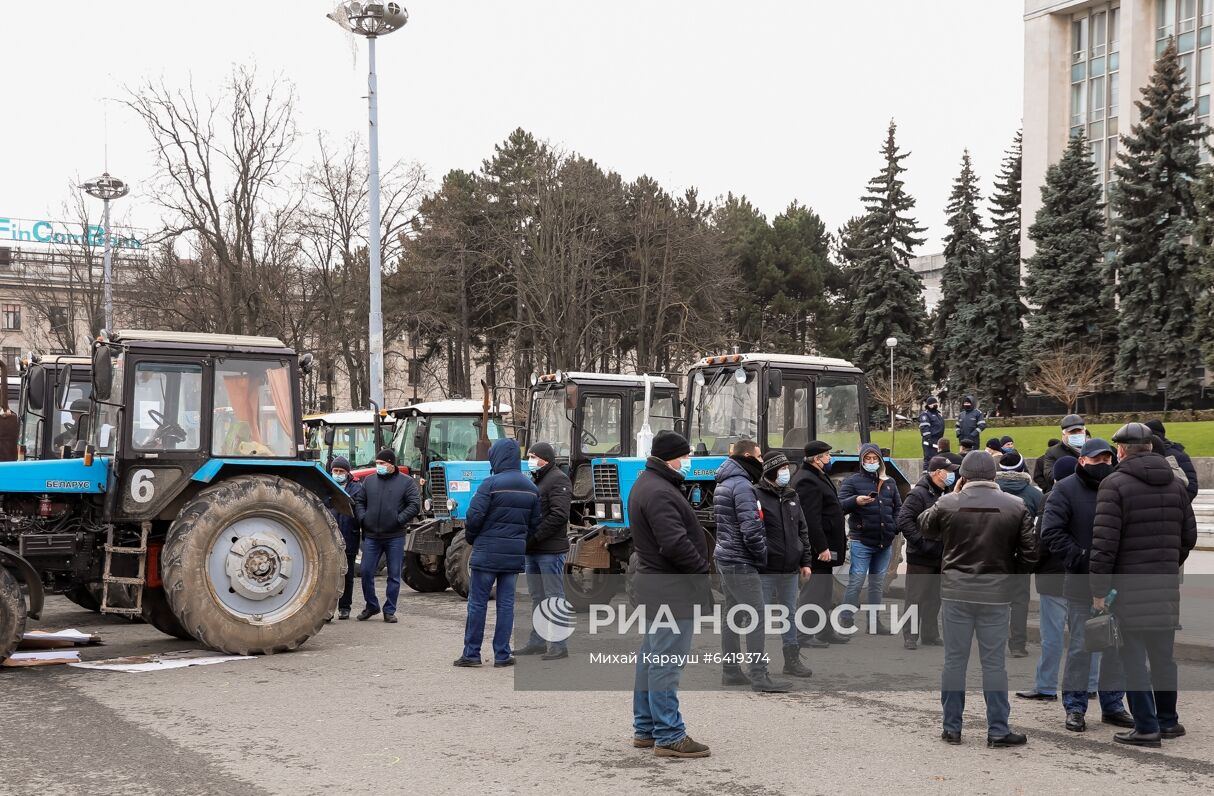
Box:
[188,460,352,516]
[0,545,44,620]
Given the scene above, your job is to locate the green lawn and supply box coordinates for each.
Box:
[870,420,1214,459]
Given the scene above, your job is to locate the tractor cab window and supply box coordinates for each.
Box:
[425,415,504,462]
[131,363,203,451]
[630,391,677,454]
[19,397,43,459]
[688,368,760,455]
[213,359,296,457]
[816,377,862,453]
[394,416,424,473]
[328,425,379,469]
[91,352,124,455]
[766,377,811,451]
[530,388,574,458]
[50,380,93,454]
[580,394,622,455]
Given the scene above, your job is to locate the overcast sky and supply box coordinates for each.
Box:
[0,0,1024,253]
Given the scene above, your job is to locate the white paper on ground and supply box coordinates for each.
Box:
[3,650,82,666]
[22,629,101,646]
[68,649,254,673]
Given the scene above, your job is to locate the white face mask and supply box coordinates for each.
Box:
[1067,432,1086,450]
[775,469,791,487]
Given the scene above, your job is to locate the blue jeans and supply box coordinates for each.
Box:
[361,535,405,615]
[633,619,694,746]
[1061,598,1126,715]
[1117,629,1179,734]
[462,569,518,663]
[1034,594,1068,696]
[842,541,892,620]
[762,573,800,647]
[941,600,1011,736]
[525,553,568,651]
[717,562,768,676]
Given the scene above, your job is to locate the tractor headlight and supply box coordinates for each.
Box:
[446,498,457,512]
[611,503,622,520]
[424,498,432,511]
[594,504,607,519]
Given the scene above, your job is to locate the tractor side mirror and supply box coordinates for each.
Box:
[54,364,72,409]
[27,365,46,412]
[92,345,113,400]
[564,384,578,412]
[414,418,428,449]
[767,368,783,399]
[322,426,335,447]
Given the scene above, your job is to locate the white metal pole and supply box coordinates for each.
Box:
[101,197,114,332]
[889,345,895,435]
[366,35,385,409]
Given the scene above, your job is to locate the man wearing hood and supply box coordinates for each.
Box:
[1036,440,1131,732]
[1037,415,1089,493]
[955,396,986,448]
[896,454,958,650]
[1090,423,1197,747]
[454,439,541,668]
[996,451,1043,659]
[838,443,902,632]
[918,396,945,465]
[1145,419,1198,502]
[792,440,851,647]
[325,456,364,621]
[517,442,572,661]
[713,439,789,693]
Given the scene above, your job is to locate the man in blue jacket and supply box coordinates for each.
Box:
[918,396,945,465]
[955,396,986,448]
[838,442,902,633]
[454,438,541,668]
[354,448,421,623]
[326,456,364,621]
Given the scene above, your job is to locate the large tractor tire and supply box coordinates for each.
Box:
[64,583,102,613]
[161,475,344,655]
[403,551,449,593]
[564,565,621,612]
[444,532,473,599]
[1,567,27,664]
[141,586,193,641]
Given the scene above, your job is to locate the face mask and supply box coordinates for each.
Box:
[678,458,692,476]
[376,464,391,476]
[944,472,956,488]
[1002,446,1015,453]
[928,405,939,413]
[1067,433,1086,450]
[775,469,791,487]
[1082,462,1114,482]
[862,462,880,474]
[962,404,972,411]
[527,456,541,470]
[821,457,833,473]
[333,473,348,485]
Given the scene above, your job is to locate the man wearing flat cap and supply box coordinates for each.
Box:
[791,440,851,646]
[1088,423,1198,747]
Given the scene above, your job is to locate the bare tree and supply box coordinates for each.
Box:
[1029,348,1109,413]
[867,369,921,448]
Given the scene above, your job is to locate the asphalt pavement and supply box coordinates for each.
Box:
[3,586,1214,795]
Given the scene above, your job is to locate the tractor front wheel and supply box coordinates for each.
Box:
[1,567,27,664]
[162,475,344,655]
[443,532,473,599]
[403,551,449,593]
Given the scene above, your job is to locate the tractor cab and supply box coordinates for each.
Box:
[388,398,510,481]
[304,410,394,472]
[15,353,93,461]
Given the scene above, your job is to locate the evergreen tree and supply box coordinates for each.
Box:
[1109,38,1207,404]
[847,121,930,387]
[932,150,988,397]
[1194,166,1214,368]
[981,131,1025,415]
[1021,133,1114,365]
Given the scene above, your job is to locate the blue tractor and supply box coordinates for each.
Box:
[577,353,912,604]
[0,330,350,662]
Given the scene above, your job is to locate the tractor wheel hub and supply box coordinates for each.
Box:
[224,532,293,600]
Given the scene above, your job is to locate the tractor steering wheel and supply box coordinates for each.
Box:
[581,430,599,448]
[143,409,187,449]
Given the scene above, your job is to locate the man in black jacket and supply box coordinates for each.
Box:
[353,448,422,623]
[919,452,1038,748]
[955,396,986,448]
[1090,423,1198,747]
[1145,419,1199,502]
[629,431,711,759]
[516,442,573,660]
[791,440,849,647]
[896,455,958,650]
[1037,415,1089,493]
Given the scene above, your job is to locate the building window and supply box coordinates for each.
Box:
[1158,0,1212,134]
[1,304,20,331]
[1073,3,1121,190]
[47,306,69,332]
[2,347,19,375]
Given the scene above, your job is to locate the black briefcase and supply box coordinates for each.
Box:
[1083,611,1122,652]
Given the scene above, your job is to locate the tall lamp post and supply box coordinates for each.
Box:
[885,336,898,439]
[327,1,409,410]
[81,172,129,333]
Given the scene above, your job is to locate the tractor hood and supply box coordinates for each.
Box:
[0,457,109,494]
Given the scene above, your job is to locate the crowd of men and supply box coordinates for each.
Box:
[321,408,1199,762]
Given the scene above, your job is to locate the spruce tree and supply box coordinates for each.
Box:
[847,121,930,388]
[932,150,988,398]
[1194,166,1214,368]
[1021,133,1114,365]
[1109,38,1207,404]
[982,131,1025,415]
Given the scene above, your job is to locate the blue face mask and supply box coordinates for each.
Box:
[862,461,880,474]
[376,464,391,477]
[944,472,956,487]
[821,457,833,473]
[333,473,348,485]
[678,458,692,476]
[775,469,791,487]
[1067,433,1086,450]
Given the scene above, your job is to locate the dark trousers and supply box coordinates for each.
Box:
[339,552,358,611]
[361,535,405,615]
[718,561,768,676]
[1008,576,1030,651]
[903,563,941,642]
[1117,629,1180,734]
[1061,598,1126,714]
[922,440,937,464]
[941,600,1011,736]
[798,568,835,641]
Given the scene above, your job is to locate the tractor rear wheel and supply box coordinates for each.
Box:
[162,475,344,655]
[403,551,448,593]
[1,567,27,664]
[64,583,102,613]
[444,532,473,599]
[141,586,193,640]
[564,566,620,612]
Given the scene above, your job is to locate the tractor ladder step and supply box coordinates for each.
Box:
[101,522,150,616]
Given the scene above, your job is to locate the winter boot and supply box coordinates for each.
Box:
[782,645,813,678]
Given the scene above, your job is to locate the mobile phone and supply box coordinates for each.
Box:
[830,551,840,562]
[867,492,878,499]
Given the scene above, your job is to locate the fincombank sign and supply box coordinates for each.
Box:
[0,216,144,250]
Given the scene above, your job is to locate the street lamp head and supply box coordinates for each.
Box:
[82,172,130,201]
[885,337,898,348]
[328,2,408,37]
